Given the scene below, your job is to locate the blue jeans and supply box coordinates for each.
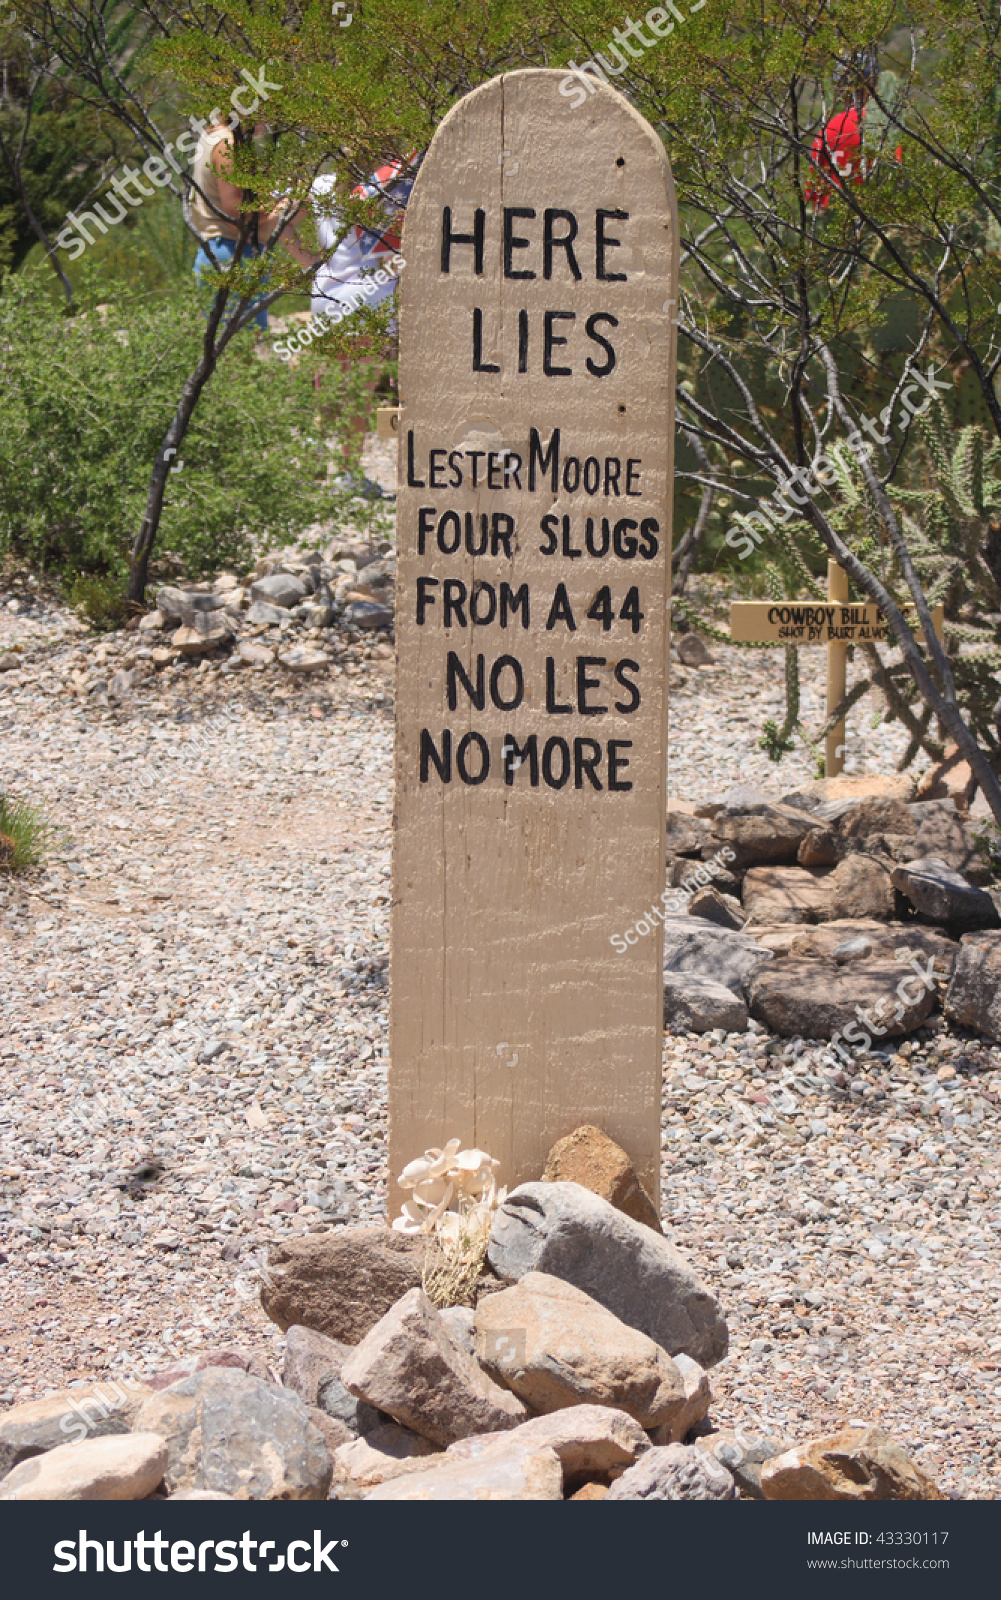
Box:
[193,238,269,330]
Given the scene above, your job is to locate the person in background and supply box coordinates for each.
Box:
[804,51,902,209]
[307,157,416,497]
[190,112,318,330]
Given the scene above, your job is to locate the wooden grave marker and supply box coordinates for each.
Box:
[730,559,944,776]
[390,69,678,1209]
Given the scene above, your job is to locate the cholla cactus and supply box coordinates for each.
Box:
[392,1139,505,1253]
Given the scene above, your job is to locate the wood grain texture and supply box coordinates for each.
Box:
[390,69,678,1210]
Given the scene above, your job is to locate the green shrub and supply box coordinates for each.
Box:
[0,793,52,872]
[0,261,375,583]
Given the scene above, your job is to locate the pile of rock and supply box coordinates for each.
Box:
[134,542,395,674]
[0,1133,945,1502]
[663,781,1001,1046]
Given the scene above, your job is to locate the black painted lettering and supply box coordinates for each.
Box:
[545,657,572,714]
[487,452,504,489]
[503,734,539,787]
[545,583,577,631]
[416,575,438,624]
[543,208,582,280]
[448,449,464,488]
[574,737,603,790]
[583,456,601,494]
[491,512,515,558]
[586,517,611,558]
[465,510,489,556]
[472,308,500,373]
[443,579,468,627]
[467,450,486,487]
[490,655,524,711]
[503,452,523,489]
[638,517,659,558]
[441,206,485,274]
[417,506,435,555]
[587,586,613,630]
[456,731,490,785]
[447,651,485,711]
[577,656,608,716]
[562,456,580,493]
[518,308,529,373]
[613,517,638,559]
[543,310,575,376]
[595,208,629,280]
[407,429,426,488]
[539,514,559,555]
[429,449,448,488]
[500,582,529,628]
[437,510,462,554]
[420,728,451,783]
[585,312,618,377]
[470,580,497,625]
[608,739,633,791]
[625,458,642,495]
[613,659,641,713]
[561,514,582,560]
[529,427,560,491]
[619,587,644,633]
[503,207,536,278]
[542,736,571,788]
[603,457,621,496]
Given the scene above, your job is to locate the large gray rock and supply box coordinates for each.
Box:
[0,1381,151,1479]
[604,1443,736,1500]
[663,972,748,1034]
[135,1368,331,1499]
[246,600,287,626]
[688,886,747,930]
[487,1183,727,1369]
[708,802,819,867]
[746,958,937,1039]
[155,586,224,623]
[282,1325,378,1436]
[787,921,956,978]
[475,1272,687,1429]
[666,811,713,857]
[944,932,1001,1041]
[907,800,983,877]
[340,1288,528,1446]
[0,1433,168,1502]
[250,573,308,609]
[891,857,1000,931]
[662,917,772,996]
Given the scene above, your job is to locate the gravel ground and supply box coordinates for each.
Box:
[1,479,999,1499]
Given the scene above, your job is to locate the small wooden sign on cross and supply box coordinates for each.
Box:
[729,560,944,777]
